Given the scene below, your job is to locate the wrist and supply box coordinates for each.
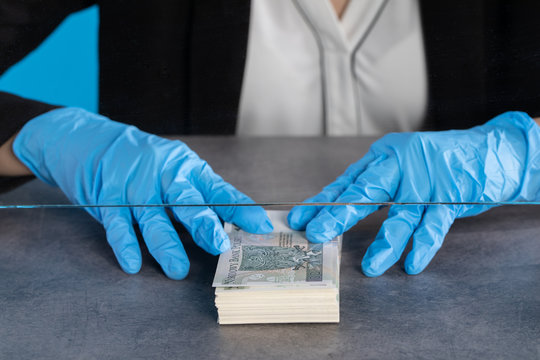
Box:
[0,133,33,176]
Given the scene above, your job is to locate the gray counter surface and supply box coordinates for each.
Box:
[1,137,539,359]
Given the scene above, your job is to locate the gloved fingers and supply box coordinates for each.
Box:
[207,184,272,234]
[100,207,142,274]
[215,202,273,235]
[404,205,456,275]
[164,180,230,255]
[361,205,425,277]
[288,152,377,231]
[288,194,337,232]
[459,204,494,218]
[305,155,399,243]
[132,206,190,280]
[188,162,273,234]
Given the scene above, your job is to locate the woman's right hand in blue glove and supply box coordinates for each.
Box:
[13,108,273,279]
[288,111,540,277]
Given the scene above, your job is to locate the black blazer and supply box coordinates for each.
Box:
[1,0,540,146]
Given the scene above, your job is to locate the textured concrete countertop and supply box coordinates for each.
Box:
[1,136,538,359]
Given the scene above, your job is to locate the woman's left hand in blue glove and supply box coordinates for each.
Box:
[288,112,540,277]
[13,108,273,279]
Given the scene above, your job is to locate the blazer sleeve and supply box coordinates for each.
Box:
[0,0,95,145]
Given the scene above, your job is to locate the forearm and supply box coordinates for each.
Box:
[535,117,540,126]
[0,133,32,176]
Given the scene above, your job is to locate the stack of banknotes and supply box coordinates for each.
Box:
[213,210,341,325]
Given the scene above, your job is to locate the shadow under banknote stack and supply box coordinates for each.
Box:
[213,210,341,324]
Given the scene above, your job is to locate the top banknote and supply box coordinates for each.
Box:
[213,210,341,288]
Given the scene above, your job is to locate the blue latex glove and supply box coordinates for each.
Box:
[288,112,540,277]
[13,108,273,279]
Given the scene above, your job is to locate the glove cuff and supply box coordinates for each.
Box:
[487,111,540,201]
[12,107,125,186]
[517,112,540,201]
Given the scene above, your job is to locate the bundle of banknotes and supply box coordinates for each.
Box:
[212,210,341,325]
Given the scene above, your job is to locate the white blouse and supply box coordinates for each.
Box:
[237,0,427,136]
